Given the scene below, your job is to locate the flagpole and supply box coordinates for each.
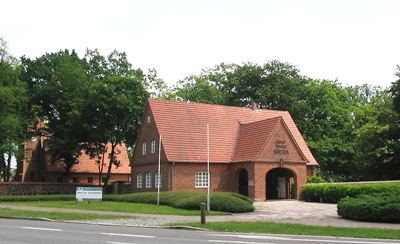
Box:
[207,124,210,213]
[157,134,161,205]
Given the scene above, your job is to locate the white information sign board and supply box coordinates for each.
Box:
[76,187,103,202]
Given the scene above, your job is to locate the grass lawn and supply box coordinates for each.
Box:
[0,208,135,221]
[0,201,228,215]
[174,221,400,240]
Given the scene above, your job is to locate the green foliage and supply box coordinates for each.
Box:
[300,182,400,203]
[338,193,400,223]
[105,191,254,213]
[0,191,254,213]
[0,194,75,202]
[0,38,31,182]
[307,176,326,183]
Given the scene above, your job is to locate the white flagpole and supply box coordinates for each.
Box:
[207,124,210,212]
[157,134,162,205]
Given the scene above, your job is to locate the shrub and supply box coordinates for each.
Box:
[338,193,400,223]
[0,195,75,202]
[300,182,400,203]
[307,176,326,183]
[106,191,255,213]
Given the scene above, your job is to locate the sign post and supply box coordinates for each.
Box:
[76,187,103,204]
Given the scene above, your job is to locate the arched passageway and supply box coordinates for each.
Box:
[265,168,295,200]
[238,168,248,197]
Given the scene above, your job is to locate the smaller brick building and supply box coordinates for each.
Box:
[17,132,131,185]
[131,99,318,200]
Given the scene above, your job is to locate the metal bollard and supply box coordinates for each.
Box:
[200,202,206,224]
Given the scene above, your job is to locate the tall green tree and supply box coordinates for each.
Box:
[20,50,89,180]
[81,49,149,186]
[0,37,30,181]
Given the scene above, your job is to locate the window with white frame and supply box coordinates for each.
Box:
[155,172,161,188]
[136,173,142,188]
[145,172,152,188]
[195,172,209,188]
[142,142,146,155]
[147,116,151,123]
[151,140,156,154]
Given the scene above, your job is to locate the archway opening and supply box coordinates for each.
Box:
[265,168,295,200]
[238,168,248,197]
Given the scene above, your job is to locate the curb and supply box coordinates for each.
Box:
[0,216,53,222]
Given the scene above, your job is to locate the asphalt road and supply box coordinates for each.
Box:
[1,218,399,244]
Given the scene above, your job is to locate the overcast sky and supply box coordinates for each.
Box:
[1,0,399,88]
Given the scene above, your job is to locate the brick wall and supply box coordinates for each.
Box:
[0,182,97,196]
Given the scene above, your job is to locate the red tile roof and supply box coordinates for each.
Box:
[148,99,318,165]
[232,117,281,162]
[47,143,131,173]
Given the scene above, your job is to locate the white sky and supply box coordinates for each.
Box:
[1,0,400,88]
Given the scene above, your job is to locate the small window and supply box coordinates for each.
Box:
[145,172,152,188]
[57,177,63,183]
[73,177,79,183]
[87,177,93,183]
[29,171,34,180]
[147,116,151,123]
[155,172,161,188]
[195,172,209,188]
[102,177,106,183]
[151,140,156,154]
[142,142,147,155]
[137,173,142,188]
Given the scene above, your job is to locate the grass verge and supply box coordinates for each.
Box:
[175,221,400,240]
[0,201,228,215]
[0,208,135,221]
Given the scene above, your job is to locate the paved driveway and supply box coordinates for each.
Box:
[208,200,400,229]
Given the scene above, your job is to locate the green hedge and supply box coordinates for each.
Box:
[337,193,400,223]
[300,182,400,203]
[0,194,75,202]
[106,191,255,213]
[0,191,254,213]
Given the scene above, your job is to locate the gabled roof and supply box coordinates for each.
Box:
[148,99,318,165]
[232,117,282,162]
[46,143,131,173]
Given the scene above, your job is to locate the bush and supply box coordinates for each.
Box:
[0,191,254,213]
[300,182,400,203]
[0,195,75,202]
[105,191,255,213]
[307,176,326,183]
[338,193,400,223]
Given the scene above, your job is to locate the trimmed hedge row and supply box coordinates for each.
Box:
[106,191,255,213]
[337,193,400,223]
[300,182,400,203]
[0,194,74,202]
[0,191,255,213]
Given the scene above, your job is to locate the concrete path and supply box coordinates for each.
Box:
[1,200,400,229]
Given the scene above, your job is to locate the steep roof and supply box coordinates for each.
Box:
[148,99,318,165]
[47,143,131,173]
[232,117,281,162]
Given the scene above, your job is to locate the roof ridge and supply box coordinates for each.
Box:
[148,98,291,113]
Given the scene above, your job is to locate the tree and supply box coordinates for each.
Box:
[353,89,400,180]
[20,50,89,180]
[0,37,30,181]
[81,74,149,187]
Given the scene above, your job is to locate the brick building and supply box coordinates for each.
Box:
[131,99,318,200]
[17,128,131,185]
